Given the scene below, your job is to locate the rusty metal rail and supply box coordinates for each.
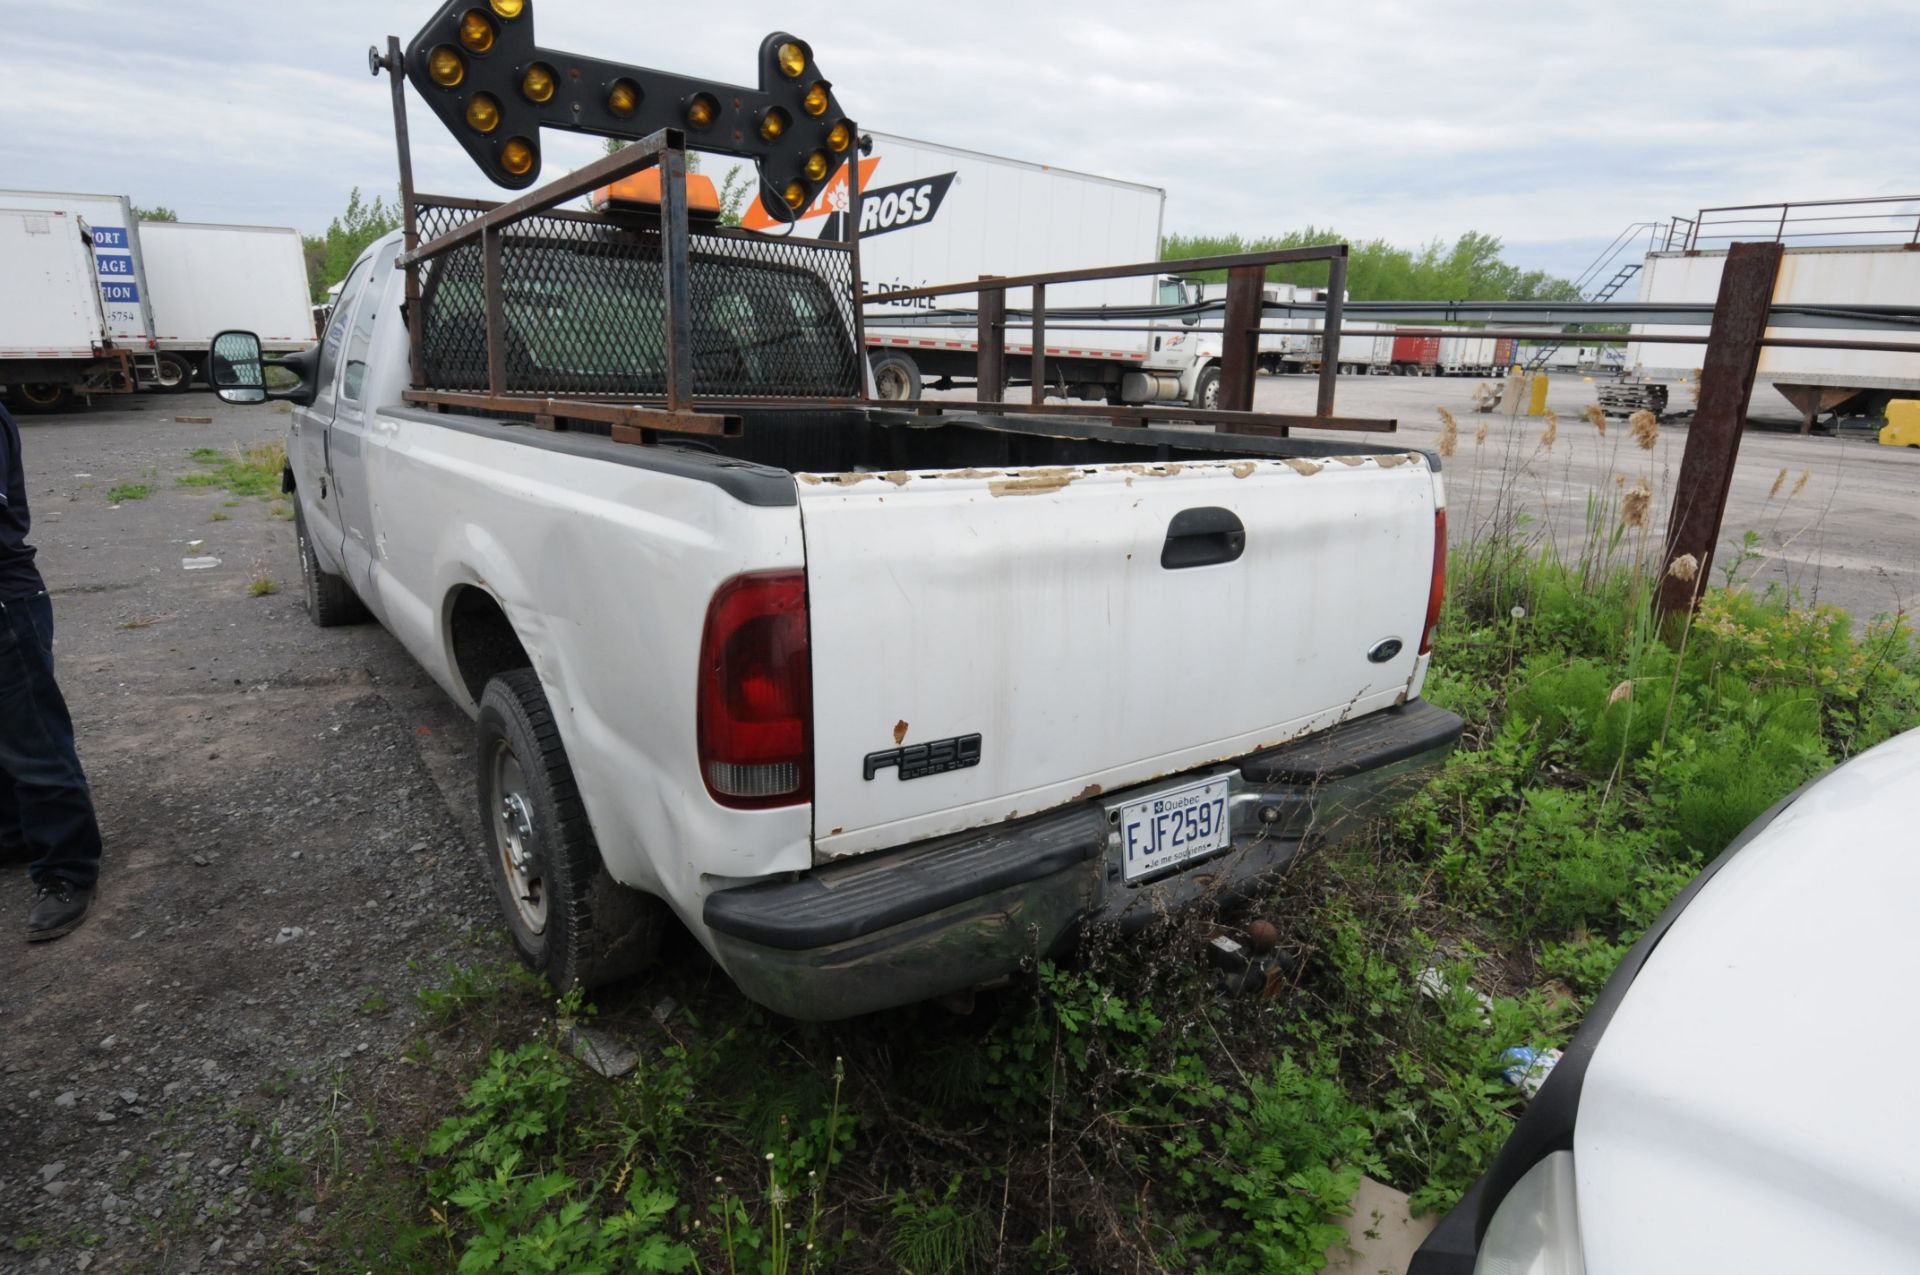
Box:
[870,244,1386,436]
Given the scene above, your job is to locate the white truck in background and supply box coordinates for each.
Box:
[139,220,316,372]
[0,207,137,412]
[740,133,1242,410]
[0,189,314,408]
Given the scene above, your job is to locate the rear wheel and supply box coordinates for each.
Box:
[294,502,369,627]
[12,383,69,415]
[870,352,923,402]
[151,353,195,393]
[477,668,665,991]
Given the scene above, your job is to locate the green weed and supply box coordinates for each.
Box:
[106,483,150,502]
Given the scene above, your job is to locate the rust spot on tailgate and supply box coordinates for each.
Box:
[1077,783,1103,800]
[885,471,911,486]
[893,719,909,745]
[989,467,1081,497]
[1375,454,1413,468]
[1284,458,1324,477]
[833,472,874,487]
[796,472,822,485]
[1332,455,1368,467]
[1230,461,1258,479]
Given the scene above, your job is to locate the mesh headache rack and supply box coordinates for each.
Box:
[369,1,1392,443]
[373,0,868,441]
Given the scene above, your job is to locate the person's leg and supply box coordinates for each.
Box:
[0,770,25,861]
[0,594,103,937]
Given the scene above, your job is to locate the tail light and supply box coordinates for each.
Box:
[1420,508,1447,655]
[698,571,811,808]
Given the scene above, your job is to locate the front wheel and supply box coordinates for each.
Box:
[477,669,665,991]
[294,502,369,627]
[1190,365,1222,410]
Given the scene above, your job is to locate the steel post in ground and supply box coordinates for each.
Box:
[1657,241,1784,621]
[1219,265,1263,413]
[1317,252,1348,418]
[976,276,1006,402]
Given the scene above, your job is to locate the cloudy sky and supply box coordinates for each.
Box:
[6,0,1913,282]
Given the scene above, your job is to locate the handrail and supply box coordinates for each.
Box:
[1672,195,1920,251]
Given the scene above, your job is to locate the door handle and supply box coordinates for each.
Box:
[1161,506,1245,569]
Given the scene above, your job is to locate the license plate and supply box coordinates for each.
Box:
[1116,776,1232,883]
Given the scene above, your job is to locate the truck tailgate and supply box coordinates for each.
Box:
[798,454,1441,859]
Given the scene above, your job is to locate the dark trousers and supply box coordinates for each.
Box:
[0,592,103,889]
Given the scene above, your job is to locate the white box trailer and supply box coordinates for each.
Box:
[734,133,1212,404]
[0,188,167,389]
[0,208,135,412]
[1626,245,1920,423]
[139,220,315,361]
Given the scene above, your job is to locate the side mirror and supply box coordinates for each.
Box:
[209,330,268,404]
[208,329,321,407]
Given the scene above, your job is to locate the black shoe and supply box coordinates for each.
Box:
[28,881,93,942]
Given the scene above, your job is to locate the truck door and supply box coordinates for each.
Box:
[294,250,377,567]
[326,240,401,588]
[1145,276,1198,373]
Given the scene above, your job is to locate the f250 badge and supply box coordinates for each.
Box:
[864,733,982,781]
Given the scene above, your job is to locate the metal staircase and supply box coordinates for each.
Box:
[1523,262,1643,371]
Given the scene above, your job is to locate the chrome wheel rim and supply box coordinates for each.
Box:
[489,742,546,934]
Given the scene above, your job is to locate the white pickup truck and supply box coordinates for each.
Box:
[207,217,1459,1020]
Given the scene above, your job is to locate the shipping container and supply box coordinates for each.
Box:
[1391,333,1439,374]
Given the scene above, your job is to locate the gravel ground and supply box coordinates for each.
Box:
[0,394,496,1272]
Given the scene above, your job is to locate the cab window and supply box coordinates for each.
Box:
[342,242,402,402]
[315,254,375,395]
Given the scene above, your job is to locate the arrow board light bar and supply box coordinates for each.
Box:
[404,0,855,209]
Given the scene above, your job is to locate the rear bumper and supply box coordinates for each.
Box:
[704,700,1463,1020]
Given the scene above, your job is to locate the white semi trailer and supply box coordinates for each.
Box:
[0,208,137,412]
[1626,242,1920,426]
[138,220,316,371]
[738,133,1239,408]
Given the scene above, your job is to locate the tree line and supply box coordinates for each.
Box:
[1163,228,1582,301]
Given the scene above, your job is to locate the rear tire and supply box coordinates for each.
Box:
[12,383,69,415]
[152,353,195,393]
[294,502,370,627]
[870,351,923,402]
[477,668,665,991]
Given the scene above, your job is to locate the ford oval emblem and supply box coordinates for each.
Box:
[1367,638,1404,664]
